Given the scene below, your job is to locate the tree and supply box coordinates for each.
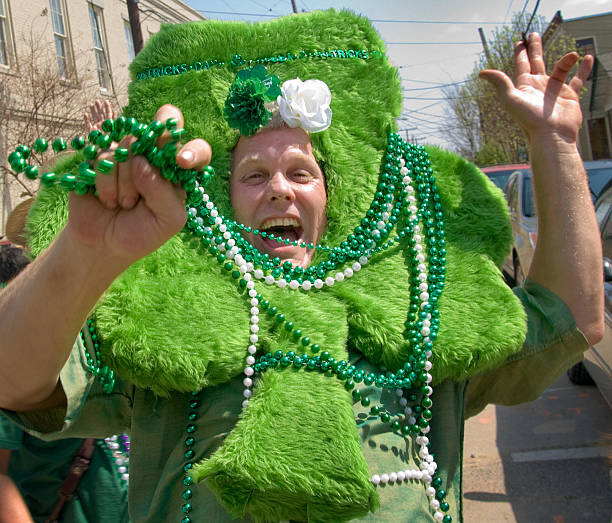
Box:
[439,82,480,160]
[440,12,577,165]
[0,22,121,228]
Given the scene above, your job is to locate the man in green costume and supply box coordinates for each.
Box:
[0,10,603,523]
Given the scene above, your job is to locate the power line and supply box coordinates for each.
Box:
[401,119,446,131]
[268,0,286,10]
[398,52,480,68]
[519,0,530,16]
[524,0,541,35]
[195,10,508,25]
[400,113,446,125]
[503,0,515,23]
[400,77,455,85]
[400,102,445,117]
[403,96,461,100]
[388,41,481,45]
[402,80,468,91]
[217,0,249,21]
[246,0,282,15]
[299,0,311,12]
[369,18,505,25]
[404,110,447,120]
[401,110,446,121]
[196,9,277,18]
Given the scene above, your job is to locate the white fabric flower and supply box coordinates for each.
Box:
[277,78,332,133]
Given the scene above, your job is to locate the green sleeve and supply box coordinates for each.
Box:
[0,413,23,450]
[465,279,590,418]
[2,331,133,440]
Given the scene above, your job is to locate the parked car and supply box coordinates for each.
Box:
[502,159,612,285]
[480,163,530,190]
[502,169,536,286]
[584,159,612,202]
[567,180,612,408]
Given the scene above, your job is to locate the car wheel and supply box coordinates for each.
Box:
[567,361,595,386]
[513,254,525,287]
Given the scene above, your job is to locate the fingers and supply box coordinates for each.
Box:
[569,54,594,94]
[513,39,530,79]
[91,100,103,127]
[95,135,138,210]
[84,100,117,133]
[479,69,515,102]
[84,113,93,133]
[153,104,185,150]
[102,99,115,121]
[549,51,580,85]
[177,139,212,171]
[131,161,187,226]
[92,104,204,216]
[526,33,546,75]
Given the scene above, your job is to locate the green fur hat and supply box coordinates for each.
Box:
[26,9,526,521]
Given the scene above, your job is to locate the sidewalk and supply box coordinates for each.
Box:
[463,373,612,522]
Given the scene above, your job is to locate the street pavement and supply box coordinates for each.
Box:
[463,372,612,522]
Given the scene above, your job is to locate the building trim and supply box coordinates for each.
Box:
[564,11,612,23]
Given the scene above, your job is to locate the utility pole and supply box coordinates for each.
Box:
[127,0,144,55]
[478,28,492,67]
[291,0,298,14]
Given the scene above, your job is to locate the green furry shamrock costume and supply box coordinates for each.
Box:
[15,8,589,523]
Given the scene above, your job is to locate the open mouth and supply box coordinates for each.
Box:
[258,217,304,252]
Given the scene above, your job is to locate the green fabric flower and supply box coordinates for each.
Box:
[223,65,282,136]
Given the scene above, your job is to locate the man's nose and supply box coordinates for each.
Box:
[267,172,295,201]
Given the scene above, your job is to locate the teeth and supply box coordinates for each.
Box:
[260,217,301,229]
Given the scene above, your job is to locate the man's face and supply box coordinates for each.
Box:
[230,127,327,268]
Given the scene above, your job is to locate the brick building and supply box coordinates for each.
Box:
[0,0,204,235]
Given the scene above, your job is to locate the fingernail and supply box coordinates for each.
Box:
[181,150,194,162]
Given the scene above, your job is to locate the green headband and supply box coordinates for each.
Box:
[134,48,384,81]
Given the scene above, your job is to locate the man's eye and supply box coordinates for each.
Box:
[291,171,312,182]
[243,172,265,183]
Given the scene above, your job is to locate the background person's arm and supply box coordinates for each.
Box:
[0,449,34,523]
[480,33,603,345]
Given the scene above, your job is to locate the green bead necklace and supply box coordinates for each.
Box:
[9,123,450,522]
[180,134,450,522]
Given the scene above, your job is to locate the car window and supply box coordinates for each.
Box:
[506,177,517,209]
[489,172,513,190]
[597,190,612,313]
[522,176,535,217]
[587,167,612,201]
[601,206,612,264]
[596,190,612,228]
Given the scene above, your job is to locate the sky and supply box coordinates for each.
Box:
[182,0,612,149]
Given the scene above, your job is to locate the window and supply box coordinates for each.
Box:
[0,0,14,67]
[522,176,535,218]
[589,118,611,161]
[124,21,135,61]
[49,0,71,78]
[576,37,595,81]
[89,3,111,90]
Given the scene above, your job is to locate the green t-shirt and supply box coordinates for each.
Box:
[6,281,589,522]
[0,415,130,522]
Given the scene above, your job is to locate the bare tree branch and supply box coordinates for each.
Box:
[439,12,577,165]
